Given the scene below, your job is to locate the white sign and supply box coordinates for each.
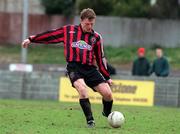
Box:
[9,64,33,72]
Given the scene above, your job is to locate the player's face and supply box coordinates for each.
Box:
[81,18,95,32]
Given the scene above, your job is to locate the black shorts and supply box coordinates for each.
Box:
[66,62,106,91]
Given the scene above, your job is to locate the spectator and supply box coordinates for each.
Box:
[150,47,169,77]
[132,47,150,76]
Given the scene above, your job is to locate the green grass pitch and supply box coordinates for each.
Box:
[0,99,180,134]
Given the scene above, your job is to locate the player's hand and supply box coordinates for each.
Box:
[22,39,31,48]
[107,79,113,86]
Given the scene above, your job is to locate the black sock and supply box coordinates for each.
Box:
[79,98,94,122]
[102,99,113,117]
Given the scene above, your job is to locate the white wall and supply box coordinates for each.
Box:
[74,16,180,47]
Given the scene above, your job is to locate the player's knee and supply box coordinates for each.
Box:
[74,82,88,98]
[104,91,113,101]
[103,87,113,101]
[79,93,88,99]
[79,89,88,98]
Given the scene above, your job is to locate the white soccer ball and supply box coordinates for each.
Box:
[108,111,125,128]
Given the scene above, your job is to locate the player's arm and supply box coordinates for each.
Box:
[22,27,64,48]
[94,36,112,85]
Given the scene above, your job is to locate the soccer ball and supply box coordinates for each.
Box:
[108,111,125,128]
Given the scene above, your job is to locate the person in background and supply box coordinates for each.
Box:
[132,47,151,76]
[150,47,169,77]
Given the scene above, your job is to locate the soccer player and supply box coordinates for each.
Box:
[22,8,113,128]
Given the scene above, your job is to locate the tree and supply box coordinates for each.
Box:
[111,0,151,17]
[77,0,151,17]
[150,0,180,19]
[77,0,113,15]
[41,0,76,17]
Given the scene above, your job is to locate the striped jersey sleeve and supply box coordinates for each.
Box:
[94,33,110,80]
[28,27,64,44]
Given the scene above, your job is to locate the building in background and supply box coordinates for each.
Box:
[0,0,44,14]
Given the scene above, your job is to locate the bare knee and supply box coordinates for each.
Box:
[94,83,113,101]
[103,88,113,101]
[74,79,88,99]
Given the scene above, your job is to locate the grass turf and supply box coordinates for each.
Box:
[0,99,180,134]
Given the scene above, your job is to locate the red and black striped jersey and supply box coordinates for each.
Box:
[29,24,110,80]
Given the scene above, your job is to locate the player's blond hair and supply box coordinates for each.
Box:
[80,8,96,20]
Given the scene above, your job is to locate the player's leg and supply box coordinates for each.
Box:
[73,78,88,99]
[85,68,113,117]
[94,82,113,117]
[73,78,95,127]
[66,63,95,127]
[84,67,113,118]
